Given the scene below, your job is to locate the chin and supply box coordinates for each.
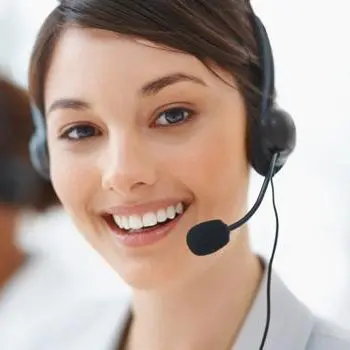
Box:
[100,242,223,294]
[101,246,191,291]
[79,202,222,291]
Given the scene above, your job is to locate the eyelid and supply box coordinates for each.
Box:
[58,122,101,140]
[152,106,197,128]
[152,103,197,121]
[152,101,197,116]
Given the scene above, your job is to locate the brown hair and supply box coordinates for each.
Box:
[0,75,58,211]
[29,0,263,119]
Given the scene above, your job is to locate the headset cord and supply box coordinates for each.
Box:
[259,177,279,349]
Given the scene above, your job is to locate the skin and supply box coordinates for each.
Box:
[44,27,263,350]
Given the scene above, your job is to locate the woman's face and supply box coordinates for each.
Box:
[44,27,249,289]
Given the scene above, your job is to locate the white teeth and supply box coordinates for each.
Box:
[156,209,167,223]
[142,212,158,227]
[176,202,184,214]
[122,216,130,230]
[115,216,122,228]
[129,215,143,230]
[112,202,185,230]
[166,206,176,219]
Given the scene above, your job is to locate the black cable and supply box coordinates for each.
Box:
[228,153,278,232]
[259,177,279,349]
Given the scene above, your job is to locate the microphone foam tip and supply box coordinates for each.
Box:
[186,220,230,256]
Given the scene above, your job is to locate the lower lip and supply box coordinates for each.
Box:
[106,213,184,248]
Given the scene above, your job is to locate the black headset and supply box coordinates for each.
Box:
[28,16,296,181]
[184,14,296,349]
[248,14,296,176]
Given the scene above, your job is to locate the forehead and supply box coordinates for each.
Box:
[45,27,234,105]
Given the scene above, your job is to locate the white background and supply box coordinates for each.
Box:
[1,0,349,329]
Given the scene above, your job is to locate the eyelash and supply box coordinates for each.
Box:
[59,123,101,142]
[59,106,196,142]
[153,106,195,128]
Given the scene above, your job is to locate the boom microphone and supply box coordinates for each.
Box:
[186,153,278,256]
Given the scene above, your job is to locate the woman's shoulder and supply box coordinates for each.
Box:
[235,260,350,350]
[307,317,350,349]
[271,267,350,350]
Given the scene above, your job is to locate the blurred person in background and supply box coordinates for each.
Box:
[0,74,61,347]
[0,74,127,349]
[0,74,58,290]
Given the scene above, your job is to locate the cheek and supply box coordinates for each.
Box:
[162,117,248,221]
[49,147,99,219]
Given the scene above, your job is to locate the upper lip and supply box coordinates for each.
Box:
[102,198,189,217]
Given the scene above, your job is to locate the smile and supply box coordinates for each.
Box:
[102,201,189,247]
[113,202,184,231]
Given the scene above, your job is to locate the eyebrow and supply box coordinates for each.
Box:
[47,72,207,115]
[140,72,207,96]
[47,99,90,115]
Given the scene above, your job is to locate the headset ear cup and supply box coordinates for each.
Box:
[250,108,296,176]
[29,104,51,180]
[249,119,267,177]
[29,134,50,180]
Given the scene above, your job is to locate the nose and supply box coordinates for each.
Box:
[101,131,157,196]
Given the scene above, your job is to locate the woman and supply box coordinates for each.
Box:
[28,1,350,349]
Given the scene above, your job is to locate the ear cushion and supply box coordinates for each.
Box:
[249,108,296,176]
[29,133,50,180]
[29,105,50,180]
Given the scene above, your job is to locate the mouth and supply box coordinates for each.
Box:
[103,201,189,247]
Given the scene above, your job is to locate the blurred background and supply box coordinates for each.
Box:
[0,0,349,346]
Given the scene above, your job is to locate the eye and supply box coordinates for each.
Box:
[60,124,101,141]
[154,107,194,127]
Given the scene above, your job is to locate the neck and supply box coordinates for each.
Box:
[127,228,263,350]
[0,207,26,289]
